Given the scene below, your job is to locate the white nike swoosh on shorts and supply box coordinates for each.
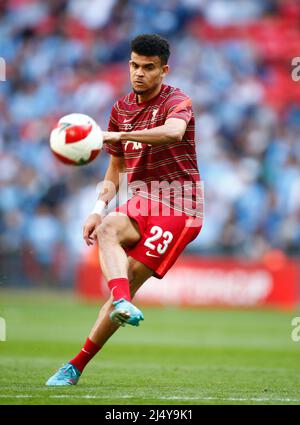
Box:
[146,251,160,258]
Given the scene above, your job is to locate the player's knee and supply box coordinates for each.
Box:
[96,219,117,243]
[106,295,114,309]
[99,295,115,318]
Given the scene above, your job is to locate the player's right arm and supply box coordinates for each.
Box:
[83,150,125,246]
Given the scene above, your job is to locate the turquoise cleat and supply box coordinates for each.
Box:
[109,299,144,327]
[46,363,81,386]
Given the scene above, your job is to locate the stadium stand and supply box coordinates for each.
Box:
[0,0,299,287]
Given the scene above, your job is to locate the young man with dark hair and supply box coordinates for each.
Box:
[46,34,203,386]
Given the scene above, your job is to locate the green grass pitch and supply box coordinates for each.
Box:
[0,290,300,405]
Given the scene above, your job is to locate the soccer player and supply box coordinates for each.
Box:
[46,34,203,386]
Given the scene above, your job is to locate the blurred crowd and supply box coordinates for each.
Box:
[0,0,300,286]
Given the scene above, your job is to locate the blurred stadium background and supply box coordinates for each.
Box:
[1,0,300,308]
[2,0,300,305]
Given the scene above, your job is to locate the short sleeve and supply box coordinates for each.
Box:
[104,103,124,157]
[165,94,193,124]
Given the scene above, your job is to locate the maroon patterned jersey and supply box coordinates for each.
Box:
[104,84,203,219]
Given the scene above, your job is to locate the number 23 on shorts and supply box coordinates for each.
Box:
[144,226,174,255]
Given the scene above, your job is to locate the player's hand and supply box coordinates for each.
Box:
[83,214,102,246]
[102,131,121,144]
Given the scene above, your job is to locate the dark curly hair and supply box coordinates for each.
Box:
[131,34,170,65]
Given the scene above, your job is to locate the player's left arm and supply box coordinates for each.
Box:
[103,117,187,146]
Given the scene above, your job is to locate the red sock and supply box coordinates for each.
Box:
[108,278,131,301]
[69,338,101,373]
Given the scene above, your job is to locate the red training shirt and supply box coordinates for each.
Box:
[104,84,203,219]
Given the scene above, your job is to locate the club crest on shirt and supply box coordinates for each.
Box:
[151,108,158,121]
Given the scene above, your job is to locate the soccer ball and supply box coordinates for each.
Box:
[50,113,103,165]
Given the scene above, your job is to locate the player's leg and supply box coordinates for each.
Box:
[96,212,148,326]
[97,212,141,281]
[88,257,153,345]
[96,212,140,304]
[45,257,153,386]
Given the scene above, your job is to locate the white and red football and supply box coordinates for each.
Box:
[50,113,103,166]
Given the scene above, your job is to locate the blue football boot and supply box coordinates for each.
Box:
[109,299,144,327]
[46,363,81,386]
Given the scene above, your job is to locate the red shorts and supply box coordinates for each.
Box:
[111,195,202,279]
